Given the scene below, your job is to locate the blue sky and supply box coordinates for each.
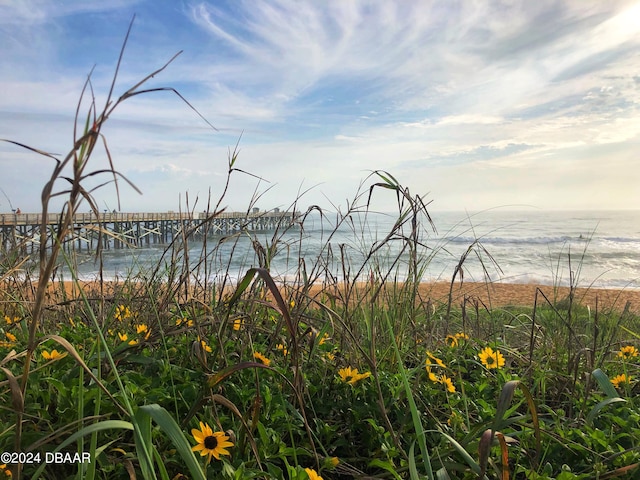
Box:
[1,1,639,213]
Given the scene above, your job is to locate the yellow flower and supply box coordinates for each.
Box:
[325,457,339,468]
[479,347,505,370]
[253,352,271,366]
[289,299,296,308]
[191,421,233,464]
[114,304,132,321]
[324,352,335,361]
[617,346,639,360]
[318,333,330,345]
[128,339,138,346]
[426,352,446,368]
[445,335,459,347]
[447,410,464,427]
[338,366,371,385]
[338,366,356,382]
[611,373,631,388]
[446,332,469,347]
[305,468,323,480]
[176,318,194,327]
[118,332,129,342]
[232,319,242,331]
[0,463,11,478]
[4,315,18,325]
[440,375,456,393]
[136,324,148,334]
[276,343,288,355]
[200,340,212,353]
[426,358,455,392]
[5,332,17,343]
[135,324,151,340]
[426,365,439,383]
[41,349,67,361]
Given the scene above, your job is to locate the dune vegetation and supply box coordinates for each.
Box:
[1,26,639,480]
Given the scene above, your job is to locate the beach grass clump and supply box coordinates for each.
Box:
[2,22,640,480]
[2,213,640,480]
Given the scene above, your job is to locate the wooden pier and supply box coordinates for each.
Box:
[0,209,299,251]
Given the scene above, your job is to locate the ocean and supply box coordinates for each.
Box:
[68,209,640,289]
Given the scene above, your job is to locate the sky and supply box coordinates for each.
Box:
[1,0,639,214]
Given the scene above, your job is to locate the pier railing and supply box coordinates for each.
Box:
[0,210,299,251]
[0,211,294,226]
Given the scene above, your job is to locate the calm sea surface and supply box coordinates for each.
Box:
[70,210,640,289]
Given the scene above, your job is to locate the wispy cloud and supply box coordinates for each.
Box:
[0,0,639,212]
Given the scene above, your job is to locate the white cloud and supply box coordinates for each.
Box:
[0,0,143,24]
[436,115,504,126]
[1,0,639,213]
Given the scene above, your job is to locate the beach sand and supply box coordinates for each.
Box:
[410,281,640,314]
[16,279,638,315]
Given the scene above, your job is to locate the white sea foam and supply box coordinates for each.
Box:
[57,210,640,290]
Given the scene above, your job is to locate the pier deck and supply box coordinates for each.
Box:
[0,210,298,251]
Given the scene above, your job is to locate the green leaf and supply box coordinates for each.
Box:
[369,459,403,480]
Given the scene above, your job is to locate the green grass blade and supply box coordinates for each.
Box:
[30,421,134,479]
[433,431,482,475]
[592,368,620,399]
[587,397,627,426]
[152,447,171,480]
[494,380,519,428]
[385,313,434,480]
[408,442,421,480]
[226,268,258,306]
[139,404,207,480]
[435,468,452,480]
[484,380,541,471]
[133,408,157,480]
[620,326,640,339]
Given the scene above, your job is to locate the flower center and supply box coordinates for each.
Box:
[204,435,218,450]
[487,356,495,365]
